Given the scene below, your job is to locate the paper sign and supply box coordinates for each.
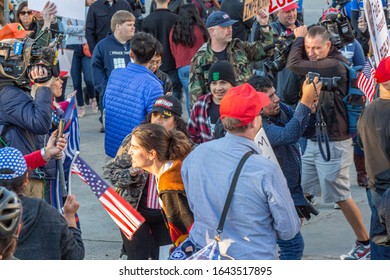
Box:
[58,48,74,74]
[243,0,298,22]
[363,0,390,66]
[28,0,85,21]
[254,127,281,168]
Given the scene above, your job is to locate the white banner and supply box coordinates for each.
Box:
[28,0,85,21]
[254,127,281,168]
[363,0,390,66]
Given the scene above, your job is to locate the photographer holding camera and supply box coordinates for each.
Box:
[286,25,370,260]
[0,43,54,200]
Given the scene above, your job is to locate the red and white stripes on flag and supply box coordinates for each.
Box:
[72,156,145,239]
[357,59,376,102]
[146,174,161,209]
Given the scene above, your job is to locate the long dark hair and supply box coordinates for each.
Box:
[171,4,208,48]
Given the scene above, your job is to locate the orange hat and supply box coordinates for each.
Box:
[281,2,299,12]
[220,83,270,127]
[0,23,27,40]
[374,56,390,83]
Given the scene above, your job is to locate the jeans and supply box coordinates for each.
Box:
[166,69,182,101]
[67,44,95,107]
[277,231,304,260]
[178,65,191,116]
[367,188,390,259]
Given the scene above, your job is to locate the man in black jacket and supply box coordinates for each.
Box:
[287,25,370,260]
[142,0,181,100]
[86,0,132,54]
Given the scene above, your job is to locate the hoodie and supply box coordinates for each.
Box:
[91,33,132,97]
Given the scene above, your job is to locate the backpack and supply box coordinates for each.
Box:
[341,62,366,138]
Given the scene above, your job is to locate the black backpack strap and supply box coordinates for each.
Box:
[216,150,254,239]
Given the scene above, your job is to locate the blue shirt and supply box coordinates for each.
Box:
[181,133,300,259]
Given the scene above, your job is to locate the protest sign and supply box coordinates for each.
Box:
[254,128,280,168]
[28,0,85,20]
[363,0,390,66]
[243,0,298,22]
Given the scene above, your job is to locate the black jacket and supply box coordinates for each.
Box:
[15,196,84,260]
[221,0,253,41]
[142,9,178,72]
[86,0,132,53]
[287,37,350,141]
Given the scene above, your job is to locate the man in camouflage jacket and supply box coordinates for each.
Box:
[188,10,274,106]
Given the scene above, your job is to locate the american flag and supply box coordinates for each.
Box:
[357,59,376,102]
[72,156,145,239]
[51,96,80,211]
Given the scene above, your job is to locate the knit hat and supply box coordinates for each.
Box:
[208,61,236,87]
[206,11,237,28]
[220,83,270,127]
[0,147,27,180]
[374,56,390,83]
[152,95,182,117]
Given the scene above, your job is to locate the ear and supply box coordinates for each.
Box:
[148,149,157,160]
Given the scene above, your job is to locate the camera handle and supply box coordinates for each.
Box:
[315,105,331,162]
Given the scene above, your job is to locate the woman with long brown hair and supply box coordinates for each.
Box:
[129,123,194,249]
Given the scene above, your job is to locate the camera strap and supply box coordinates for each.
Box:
[315,105,331,162]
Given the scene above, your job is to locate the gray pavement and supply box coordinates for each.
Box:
[68,0,371,260]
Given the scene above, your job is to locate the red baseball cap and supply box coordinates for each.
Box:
[374,56,390,83]
[220,83,270,127]
[281,2,299,12]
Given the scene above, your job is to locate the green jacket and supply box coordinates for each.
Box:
[188,28,274,106]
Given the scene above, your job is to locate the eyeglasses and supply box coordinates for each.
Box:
[148,60,161,66]
[20,11,33,16]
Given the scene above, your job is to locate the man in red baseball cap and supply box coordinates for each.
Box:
[181,83,301,259]
[357,55,390,259]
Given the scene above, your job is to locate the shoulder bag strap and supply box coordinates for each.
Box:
[216,150,254,239]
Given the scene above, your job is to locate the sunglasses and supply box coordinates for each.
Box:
[20,11,33,16]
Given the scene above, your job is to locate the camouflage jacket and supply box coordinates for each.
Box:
[188,28,274,106]
[103,133,148,209]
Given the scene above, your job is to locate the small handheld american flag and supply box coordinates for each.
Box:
[72,156,145,240]
[357,59,377,102]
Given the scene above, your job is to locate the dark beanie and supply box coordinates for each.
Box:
[208,60,236,86]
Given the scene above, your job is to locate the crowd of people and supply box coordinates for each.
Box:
[0,0,390,261]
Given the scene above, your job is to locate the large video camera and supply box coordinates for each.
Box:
[0,29,62,86]
[264,32,295,73]
[307,72,341,91]
[319,8,355,49]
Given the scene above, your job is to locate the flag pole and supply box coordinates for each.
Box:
[68,151,80,195]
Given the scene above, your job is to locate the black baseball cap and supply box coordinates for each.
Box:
[152,95,182,118]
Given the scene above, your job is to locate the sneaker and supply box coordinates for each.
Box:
[78,106,86,118]
[334,203,341,209]
[340,241,370,260]
[91,98,98,113]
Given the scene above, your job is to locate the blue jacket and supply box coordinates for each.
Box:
[91,33,131,99]
[262,102,312,206]
[104,63,163,158]
[0,85,53,180]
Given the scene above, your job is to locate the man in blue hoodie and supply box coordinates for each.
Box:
[91,10,135,132]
